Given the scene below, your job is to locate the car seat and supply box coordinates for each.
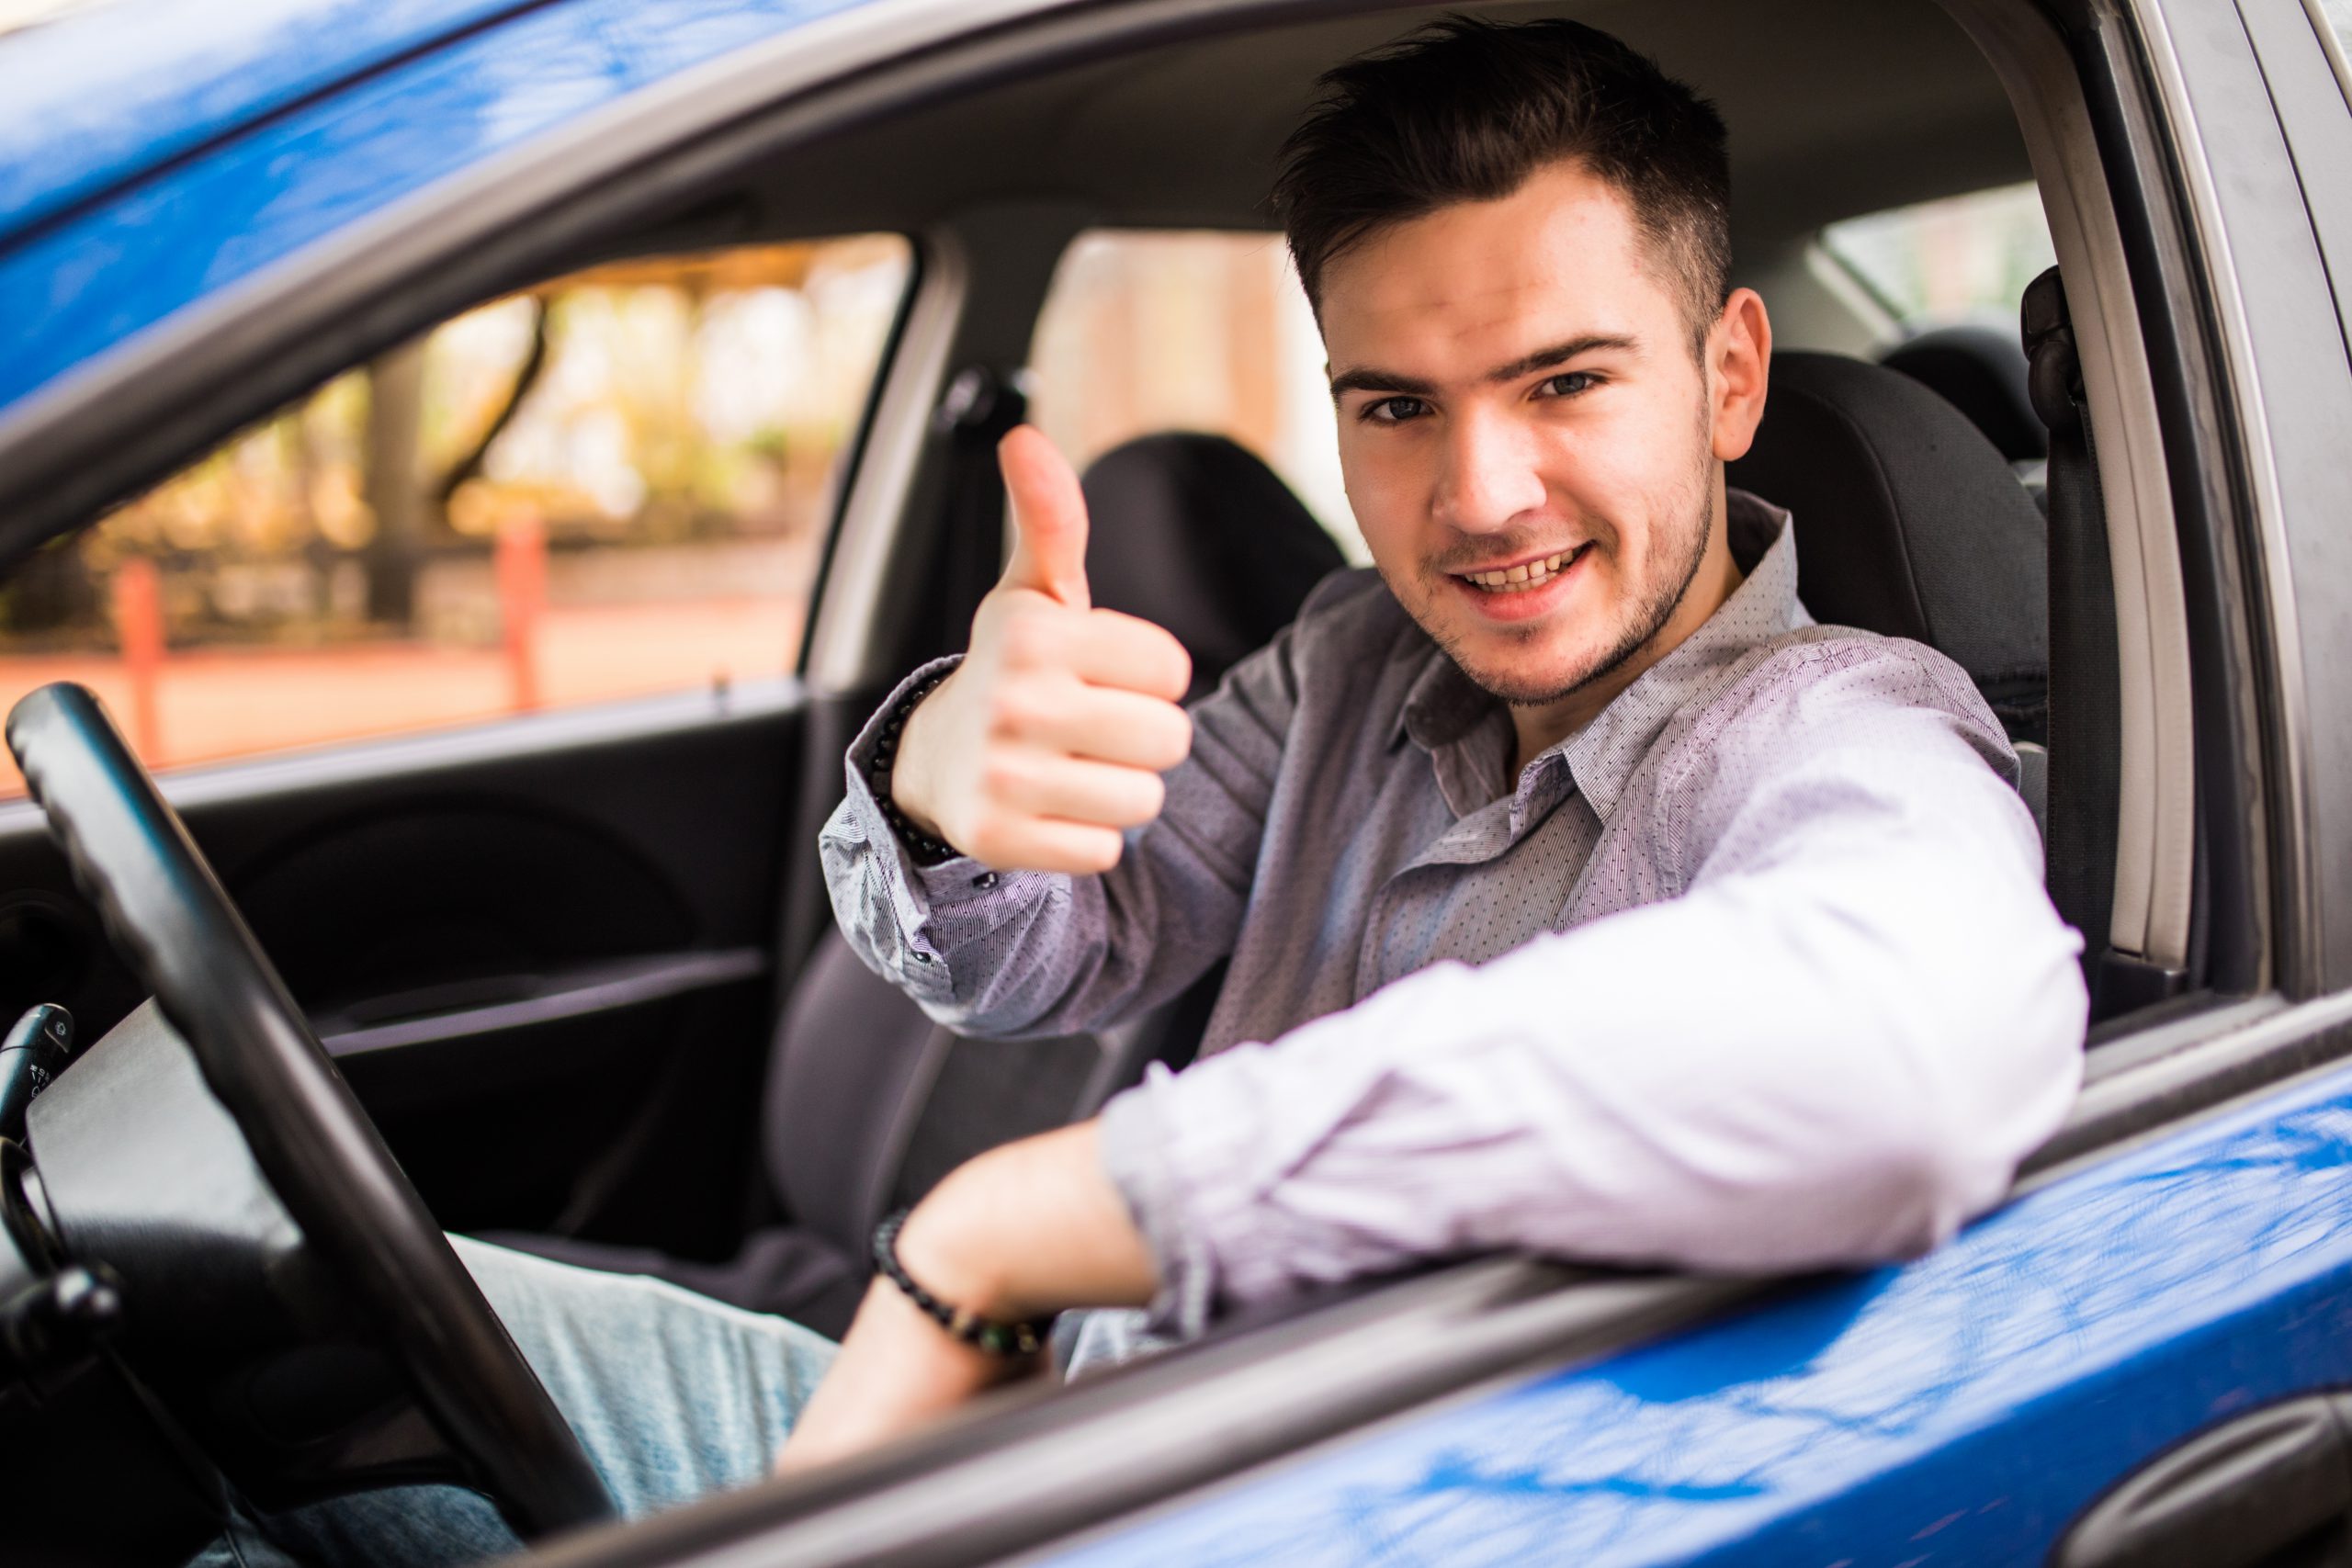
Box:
[494,433,1345,1336]
[1726,350,2051,829]
[1878,324,2048,467]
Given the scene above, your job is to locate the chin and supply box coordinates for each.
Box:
[1442,625,1618,707]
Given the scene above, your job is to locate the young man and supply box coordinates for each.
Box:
[204,17,2084,1564]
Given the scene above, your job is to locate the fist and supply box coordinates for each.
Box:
[888,427,1193,874]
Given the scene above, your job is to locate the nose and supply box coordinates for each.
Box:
[1430,406,1548,535]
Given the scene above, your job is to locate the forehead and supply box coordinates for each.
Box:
[1318,161,1678,373]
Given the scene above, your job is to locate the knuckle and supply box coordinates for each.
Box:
[1001,610,1066,670]
[986,686,1041,741]
[978,752,1028,801]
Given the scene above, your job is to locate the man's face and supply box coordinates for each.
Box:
[1320,160,1749,710]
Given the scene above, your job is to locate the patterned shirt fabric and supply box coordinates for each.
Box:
[820,492,2087,1343]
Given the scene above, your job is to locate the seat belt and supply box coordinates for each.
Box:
[2022,266,2129,1013]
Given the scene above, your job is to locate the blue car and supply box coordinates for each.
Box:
[3,0,2351,1563]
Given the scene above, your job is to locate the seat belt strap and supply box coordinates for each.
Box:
[2023,266,2128,1011]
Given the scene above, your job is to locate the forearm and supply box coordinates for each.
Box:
[774,1123,1148,1473]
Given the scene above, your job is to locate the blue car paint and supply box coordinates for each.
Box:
[0,0,876,421]
[1038,1061,2352,1565]
[0,0,551,241]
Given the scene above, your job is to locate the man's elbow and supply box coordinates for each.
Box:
[1842,959,2087,1260]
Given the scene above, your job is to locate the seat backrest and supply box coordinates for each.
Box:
[764,434,1345,1258]
[1727,350,2049,752]
[1879,324,2048,465]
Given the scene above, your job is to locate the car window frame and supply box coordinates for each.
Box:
[0,0,2331,1559]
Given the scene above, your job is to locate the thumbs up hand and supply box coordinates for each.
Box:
[887,427,1193,874]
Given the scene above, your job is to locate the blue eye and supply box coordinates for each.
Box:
[1540,371,1600,398]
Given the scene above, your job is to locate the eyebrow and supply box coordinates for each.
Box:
[1327,333,1641,400]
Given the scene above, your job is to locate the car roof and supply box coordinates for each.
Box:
[0,0,536,243]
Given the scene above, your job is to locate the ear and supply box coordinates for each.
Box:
[1706,288,1772,463]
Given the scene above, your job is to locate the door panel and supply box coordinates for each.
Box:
[0,682,808,1258]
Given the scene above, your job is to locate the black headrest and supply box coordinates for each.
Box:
[1080,433,1348,699]
[1880,324,2047,463]
[1727,351,2047,739]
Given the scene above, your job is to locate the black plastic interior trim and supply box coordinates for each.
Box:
[6,683,614,1536]
[311,948,766,1056]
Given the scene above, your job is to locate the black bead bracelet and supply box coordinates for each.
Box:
[871,1208,1053,1358]
[870,670,959,866]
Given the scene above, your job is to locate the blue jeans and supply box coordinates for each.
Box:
[199,1236,837,1568]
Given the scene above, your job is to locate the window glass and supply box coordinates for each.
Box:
[1819,182,2056,333]
[0,236,911,797]
[1027,231,1365,562]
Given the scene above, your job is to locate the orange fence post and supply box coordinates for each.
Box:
[110,558,165,761]
[496,513,546,713]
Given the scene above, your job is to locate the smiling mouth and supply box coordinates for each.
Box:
[1452,544,1590,593]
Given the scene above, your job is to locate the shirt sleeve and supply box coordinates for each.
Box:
[1099,643,2088,1336]
[819,625,1301,1038]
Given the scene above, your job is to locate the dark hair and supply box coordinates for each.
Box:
[1272,17,1732,352]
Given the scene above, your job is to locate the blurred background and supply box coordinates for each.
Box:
[0,181,2050,796]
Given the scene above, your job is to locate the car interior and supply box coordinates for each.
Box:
[0,0,2259,1561]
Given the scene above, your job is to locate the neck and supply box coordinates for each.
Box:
[1507,496,1746,777]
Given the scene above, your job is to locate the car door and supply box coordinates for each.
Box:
[500,0,2352,1562]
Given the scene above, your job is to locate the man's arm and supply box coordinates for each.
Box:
[1102,654,2086,1329]
[783,649,2086,1469]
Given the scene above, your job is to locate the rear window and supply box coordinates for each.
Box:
[1027,230,1366,563]
[1819,181,2056,333]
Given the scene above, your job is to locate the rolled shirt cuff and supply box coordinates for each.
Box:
[836,654,1056,1004]
[1097,1050,1276,1340]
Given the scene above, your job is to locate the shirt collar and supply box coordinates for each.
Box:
[1393,490,1812,820]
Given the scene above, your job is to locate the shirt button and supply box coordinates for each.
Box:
[973,872,999,890]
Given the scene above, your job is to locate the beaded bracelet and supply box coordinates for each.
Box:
[869,671,959,866]
[871,1208,1053,1358]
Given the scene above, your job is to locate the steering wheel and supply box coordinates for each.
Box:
[6,682,614,1538]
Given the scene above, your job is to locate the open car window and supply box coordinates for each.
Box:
[0,236,910,796]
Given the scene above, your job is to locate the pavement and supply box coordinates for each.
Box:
[0,596,806,797]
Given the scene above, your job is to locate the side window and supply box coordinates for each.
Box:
[1026,230,1365,562]
[1817,181,2056,335]
[0,237,911,797]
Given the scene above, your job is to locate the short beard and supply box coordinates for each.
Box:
[1419,437,1716,710]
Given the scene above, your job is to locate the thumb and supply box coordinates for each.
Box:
[999,425,1091,609]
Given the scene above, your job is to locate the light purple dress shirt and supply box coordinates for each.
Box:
[820,493,2087,1341]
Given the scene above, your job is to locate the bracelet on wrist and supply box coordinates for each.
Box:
[871,1208,1053,1358]
[870,671,959,867]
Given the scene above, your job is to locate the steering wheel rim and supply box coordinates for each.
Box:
[6,682,615,1539]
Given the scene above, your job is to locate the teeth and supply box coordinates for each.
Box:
[1462,549,1576,592]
